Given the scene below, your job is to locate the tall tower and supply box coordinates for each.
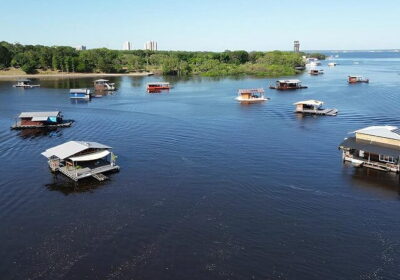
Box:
[123,41,131,50]
[294,41,300,53]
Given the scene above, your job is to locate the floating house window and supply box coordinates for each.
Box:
[379,155,395,163]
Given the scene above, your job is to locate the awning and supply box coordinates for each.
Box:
[69,150,110,162]
[32,117,49,121]
[339,137,400,158]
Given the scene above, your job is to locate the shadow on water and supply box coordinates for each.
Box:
[45,176,109,195]
[348,166,400,198]
[16,128,64,139]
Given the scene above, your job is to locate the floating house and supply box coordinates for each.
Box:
[236,88,268,103]
[13,79,40,88]
[348,76,369,84]
[94,79,115,91]
[42,141,120,181]
[11,111,73,129]
[270,80,308,90]
[328,62,337,67]
[294,100,338,116]
[339,126,400,173]
[309,69,324,75]
[147,82,171,93]
[70,88,91,99]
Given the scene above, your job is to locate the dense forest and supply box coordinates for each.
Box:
[0,41,325,77]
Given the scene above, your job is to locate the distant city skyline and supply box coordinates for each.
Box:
[1,0,399,51]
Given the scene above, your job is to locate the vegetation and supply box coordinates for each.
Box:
[306,53,327,60]
[0,41,324,77]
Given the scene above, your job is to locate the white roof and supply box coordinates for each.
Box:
[41,141,111,160]
[70,88,90,93]
[94,79,109,82]
[354,126,400,140]
[69,150,110,162]
[278,79,301,83]
[19,111,60,118]
[294,100,324,106]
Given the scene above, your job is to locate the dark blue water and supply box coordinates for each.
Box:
[0,52,400,279]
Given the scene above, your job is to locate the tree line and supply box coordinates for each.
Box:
[0,41,324,76]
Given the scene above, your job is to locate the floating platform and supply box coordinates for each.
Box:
[295,108,338,116]
[57,164,120,182]
[11,121,73,130]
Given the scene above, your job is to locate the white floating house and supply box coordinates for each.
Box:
[70,88,91,99]
[42,141,120,181]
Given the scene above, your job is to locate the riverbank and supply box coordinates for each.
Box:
[0,69,154,80]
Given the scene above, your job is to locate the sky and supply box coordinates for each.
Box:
[1,0,399,51]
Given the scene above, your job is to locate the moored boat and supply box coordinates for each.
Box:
[13,79,40,88]
[339,126,400,173]
[70,88,91,99]
[294,100,338,116]
[11,111,73,129]
[147,82,171,93]
[235,88,268,103]
[270,79,308,90]
[309,69,324,75]
[348,75,369,83]
[42,141,120,182]
[94,79,115,91]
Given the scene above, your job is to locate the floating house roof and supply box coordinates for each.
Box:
[18,111,60,119]
[238,88,265,94]
[42,141,111,160]
[17,79,31,82]
[94,79,109,82]
[277,79,301,83]
[353,126,400,140]
[293,100,323,106]
[70,88,90,93]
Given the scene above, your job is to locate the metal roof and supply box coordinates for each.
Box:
[353,126,400,140]
[70,88,90,93]
[277,79,301,83]
[339,137,400,158]
[238,88,265,94]
[293,100,324,106]
[94,79,109,82]
[19,111,60,118]
[41,141,112,160]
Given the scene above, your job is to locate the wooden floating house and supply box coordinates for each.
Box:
[309,69,324,75]
[147,82,171,93]
[348,75,369,84]
[94,79,115,91]
[11,111,73,129]
[294,100,338,116]
[339,126,400,173]
[13,79,40,88]
[42,141,120,181]
[70,88,91,99]
[236,88,268,103]
[270,80,308,90]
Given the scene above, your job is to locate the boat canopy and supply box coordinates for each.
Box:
[147,82,170,85]
[278,79,301,83]
[42,141,111,160]
[69,150,111,162]
[294,100,323,106]
[95,79,109,82]
[70,88,90,93]
[238,88,264,94]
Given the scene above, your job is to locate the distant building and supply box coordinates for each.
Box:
[294,41,300,53]
[123,41,132,51]
[76,45,86,51]
[144,41,157,51]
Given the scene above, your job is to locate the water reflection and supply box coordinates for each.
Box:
[16,128,63,139]
[45,176,108,195]
[349,166,400,197]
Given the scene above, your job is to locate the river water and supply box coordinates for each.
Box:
[0,52,400,279]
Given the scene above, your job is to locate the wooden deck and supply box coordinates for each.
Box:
[343,155,400,173]
[57,164,120,181]
[295,108,338,116]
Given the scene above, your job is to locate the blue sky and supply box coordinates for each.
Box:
[1,0,399,51]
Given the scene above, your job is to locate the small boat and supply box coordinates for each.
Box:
[11,111,73,129]
[70,88,91,99]
[94,79,115,91]
[328,62,337,67]
[236,88,268,103]
[41,141,120,182]
[270,80,308,90]
[147,82,171,93]
[309,69,324,75]
[294,100,338,116]
[13,79,40,88]
[348,75,369,84]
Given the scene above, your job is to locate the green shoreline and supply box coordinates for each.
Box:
[0,41,325,78]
